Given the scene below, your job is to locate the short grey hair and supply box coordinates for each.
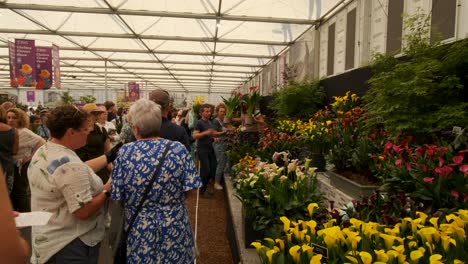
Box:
[128,99,162,138]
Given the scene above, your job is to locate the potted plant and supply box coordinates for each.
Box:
[232,153,325,246]
[275,116,332,171]
[242,86,261,125]
[375,141,468,212]
[221,91,241,124]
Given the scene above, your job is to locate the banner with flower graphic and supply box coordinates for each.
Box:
[14,39,37,87]
[9,39,61,89]
[128,82,140,102]
[35,47,53,90]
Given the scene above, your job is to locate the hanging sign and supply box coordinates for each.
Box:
[35,47,53,90]
[8,41,17,88]
[128,82,140,102]
[52,45,61,89]
[15,39,37,87]
[26,91,35,103]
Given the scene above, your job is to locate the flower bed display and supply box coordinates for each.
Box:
[252,204,468,263]
[232,153,325,241]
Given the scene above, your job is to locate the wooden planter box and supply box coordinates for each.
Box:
[326,170,380,199]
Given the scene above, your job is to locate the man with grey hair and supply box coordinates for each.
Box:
[149,89,191,151]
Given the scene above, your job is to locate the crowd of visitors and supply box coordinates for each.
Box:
[0,88,247,263]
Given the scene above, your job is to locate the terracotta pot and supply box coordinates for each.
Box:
[223,116,231,124]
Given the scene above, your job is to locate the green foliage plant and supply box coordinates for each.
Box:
[221,91,241,118]
[364,13,468,143]
[79,95,96,103]
[270,79,326,119]
[243,86,261,116]
[60,91,75,105]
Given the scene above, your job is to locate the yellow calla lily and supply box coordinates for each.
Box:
[308,203,319,217]
[429,254,443,264]
[374,250,389,262]
[429,217,439,229]
[251,242,263,252]
[359,251,373,264]
[410,248,425,263]
[275,238,285,251]
[379,233,396,250]
[305,220,317,234]
[280,216,291,233]
[310,254,322,264]
[289,245,301,263]
[302,244,313,258]
[266,249,277,263]
[345,255,359,264]
[263,237,275,248]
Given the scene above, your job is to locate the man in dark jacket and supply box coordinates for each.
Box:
[149,89,191,151]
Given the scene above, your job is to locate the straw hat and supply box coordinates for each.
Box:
[82,103,104,113]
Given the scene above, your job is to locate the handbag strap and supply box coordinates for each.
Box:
[123,141,172,236]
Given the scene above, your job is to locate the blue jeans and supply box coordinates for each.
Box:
[213,142,226,183]
[46,238,100,264]
[198,149,217,193]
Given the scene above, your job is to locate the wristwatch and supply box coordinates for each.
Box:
[102,189,111,198]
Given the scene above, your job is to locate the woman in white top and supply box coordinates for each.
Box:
[6,108,45,212]
[28,105,121,263]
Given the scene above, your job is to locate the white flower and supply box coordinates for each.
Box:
[249,179,257,187]
[269,163,278,173]
[287,162,297,172]
[279,175,288,181]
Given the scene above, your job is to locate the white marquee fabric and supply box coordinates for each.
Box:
[0,0,346,94]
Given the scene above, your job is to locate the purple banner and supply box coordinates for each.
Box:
[52,45,61,89]
[128,82,140,102]
[8,41,17,87]
[26,91,35,102]
[15,39,36,87]
[35,47,53,90]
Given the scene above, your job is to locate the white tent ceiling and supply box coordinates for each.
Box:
[0,0,345,95]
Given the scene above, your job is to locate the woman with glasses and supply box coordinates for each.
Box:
[28,105,121,264]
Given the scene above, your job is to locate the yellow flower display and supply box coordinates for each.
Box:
[252,205,468,264]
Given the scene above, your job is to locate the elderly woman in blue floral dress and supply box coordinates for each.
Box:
[111,98,201,263]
